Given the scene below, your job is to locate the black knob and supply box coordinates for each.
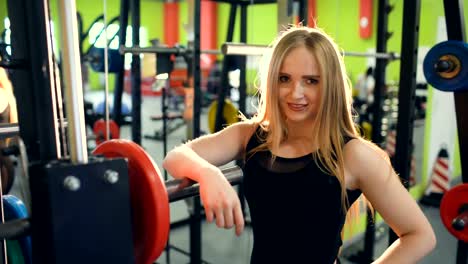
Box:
[435,59,454,73]
[453,218,466,231]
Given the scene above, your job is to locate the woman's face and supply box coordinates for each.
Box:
[278,46,321,124]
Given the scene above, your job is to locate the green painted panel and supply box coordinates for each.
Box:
[0,0,7,32]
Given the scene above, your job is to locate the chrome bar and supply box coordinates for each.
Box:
[57,0,88,163]
[0,123,19,140]
[120,45,221,55]
[222,42,400,60]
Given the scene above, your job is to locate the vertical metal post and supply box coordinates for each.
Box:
[113,0,130,126]
[7,0,60,162]
[238,2,248,216]
[299,0,308,26]
[190,0,202,263]
[277,0,293,31]
[442,1,468,263]
[371,0,390,146]
[130,0,142,145]
[239,4,247,116]
[443,0,467,181]
[214,3,237,132]
[57,0,88,164]
[390,0,421,244]
[363,0,390,261]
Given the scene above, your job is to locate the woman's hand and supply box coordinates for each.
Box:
[198,166,245,236]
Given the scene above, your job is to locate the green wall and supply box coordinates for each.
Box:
[75,0,164,90]
[0,0,6,33]
[76,0,164,49]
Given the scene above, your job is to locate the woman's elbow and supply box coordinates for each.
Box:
[162,149,177,171]
[162,145,188,171]
[415,225,437,256]
[426,227,437,252]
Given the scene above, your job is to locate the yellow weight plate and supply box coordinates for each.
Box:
[208,99,239,133]
[361,121,372,140]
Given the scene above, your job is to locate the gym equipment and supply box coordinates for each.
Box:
[120,45,221,56]
[8,0,246,263]
[145,113,185,141]
[94,100,131,116]
[86,47,123,73]
[0,140,243,264]
[7,240,25,264]
[0,155,15,194]
[0,137,18,195]
[93,140,244,263]
[3,195,32,264]
[0,123,19,140]
[93,140,169,264]
[440,184,468,242]
[433,2,468,264]
[221,42,400,60]
[423,41,468,92]
[208,99,239,133]
[92,119,120,145]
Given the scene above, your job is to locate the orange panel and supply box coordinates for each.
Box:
[164,2,179,47]
[308,0,316,28]
[359,0,373,39]
[201,0,217,68]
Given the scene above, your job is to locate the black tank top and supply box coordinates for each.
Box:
[0,104,10,123]
[243,128,362,264]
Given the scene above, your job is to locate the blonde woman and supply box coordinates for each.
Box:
[163,26,435,263]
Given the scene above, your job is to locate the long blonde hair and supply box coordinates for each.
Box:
[248,25,364,214]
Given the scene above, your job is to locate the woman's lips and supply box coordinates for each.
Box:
[287,103,308,111]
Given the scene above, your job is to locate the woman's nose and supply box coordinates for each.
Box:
[291,80,304,98]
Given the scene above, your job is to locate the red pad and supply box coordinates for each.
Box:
[359,0,373,39]
[440,184,468,242]
[93,119,120,146]
[93,140,170,264]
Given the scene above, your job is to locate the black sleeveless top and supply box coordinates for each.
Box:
[243,128,362,264]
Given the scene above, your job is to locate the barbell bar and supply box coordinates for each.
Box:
[166,166,243,202]
[0,123,20,140]
[221,42,400,60]
[119,45,221,55]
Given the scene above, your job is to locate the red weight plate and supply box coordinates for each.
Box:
[93,139,170,264]
[93,119,120,145]
[440,184,468,242]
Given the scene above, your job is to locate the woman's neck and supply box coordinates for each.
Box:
[285,118,316,140]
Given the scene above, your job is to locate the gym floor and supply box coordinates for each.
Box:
[9,91,458,263]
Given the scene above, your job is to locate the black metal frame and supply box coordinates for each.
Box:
[7,0,59,163]
[113,0,130,128]
[6,1,137,263]
[441,1,468,263]
[348,1,393,262]
[390,0,421,244]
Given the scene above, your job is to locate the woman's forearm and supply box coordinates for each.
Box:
[162,144,219,183]
[372,231,436,264]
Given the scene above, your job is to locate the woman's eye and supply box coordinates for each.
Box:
[305,78,318,85]
[279,75,289,83]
